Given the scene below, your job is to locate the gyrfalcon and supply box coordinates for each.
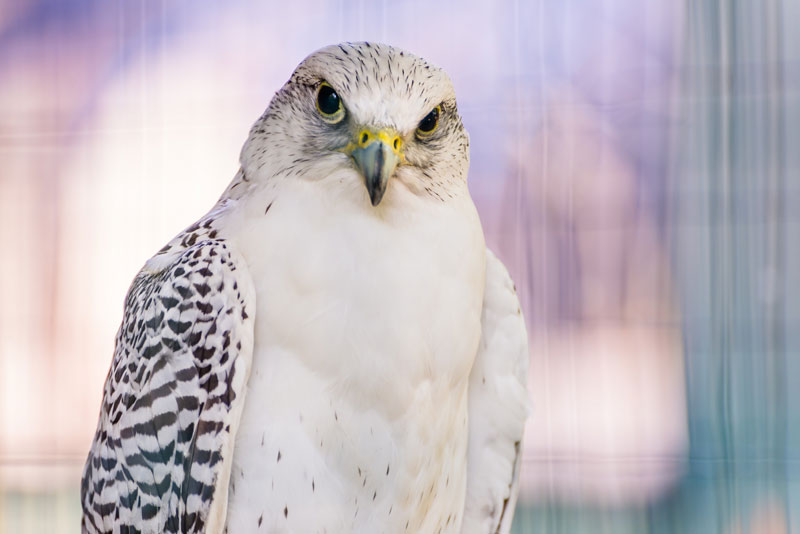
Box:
[81,42,529,534]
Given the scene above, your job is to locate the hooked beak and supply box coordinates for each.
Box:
[347,128,404,206]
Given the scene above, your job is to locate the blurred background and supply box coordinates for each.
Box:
[0,0,798,532]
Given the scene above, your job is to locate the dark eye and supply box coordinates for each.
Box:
[416,105,441,137]
[316,82,344,122]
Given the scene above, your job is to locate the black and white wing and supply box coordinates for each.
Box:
[463,249,530,534]
[81,239,256,534]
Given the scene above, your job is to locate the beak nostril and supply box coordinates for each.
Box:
[393,138,400,151]
[361,132,369,144]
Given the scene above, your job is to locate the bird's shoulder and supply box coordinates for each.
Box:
[142,199,235,273]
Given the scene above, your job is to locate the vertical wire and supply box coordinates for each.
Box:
[535,0,554,508]
[768,0,789,524]
[716,0,737,526]
[564,0,579,504]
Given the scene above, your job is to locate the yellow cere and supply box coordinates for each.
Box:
[342,128,406,161]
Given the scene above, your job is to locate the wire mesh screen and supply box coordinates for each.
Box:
[0,0,797,532]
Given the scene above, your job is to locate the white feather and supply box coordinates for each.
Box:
[463,249,530,534]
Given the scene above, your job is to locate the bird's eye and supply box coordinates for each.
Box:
[316,82,344,123]
[416,105,441,137]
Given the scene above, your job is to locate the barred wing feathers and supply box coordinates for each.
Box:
[81,239,256,534]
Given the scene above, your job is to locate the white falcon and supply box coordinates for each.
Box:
[81,42,529,534]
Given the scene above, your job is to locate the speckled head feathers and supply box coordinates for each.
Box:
[238,42,470,205]
[289,42,456,132]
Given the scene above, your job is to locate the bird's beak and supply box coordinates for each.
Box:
[346,128,404,206]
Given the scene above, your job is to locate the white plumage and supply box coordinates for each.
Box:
[82,42,529,534]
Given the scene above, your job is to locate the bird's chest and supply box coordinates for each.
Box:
[226,183,485,532]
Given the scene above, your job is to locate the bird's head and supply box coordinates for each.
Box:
[240,42,469,207]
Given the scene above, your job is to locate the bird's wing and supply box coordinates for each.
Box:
[462,249,530,534]
[81,238,256,534]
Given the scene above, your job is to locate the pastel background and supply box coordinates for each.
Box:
[0,0,797,532]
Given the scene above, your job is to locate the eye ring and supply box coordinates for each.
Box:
[416,105,441,137]
[316,82,345,123]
